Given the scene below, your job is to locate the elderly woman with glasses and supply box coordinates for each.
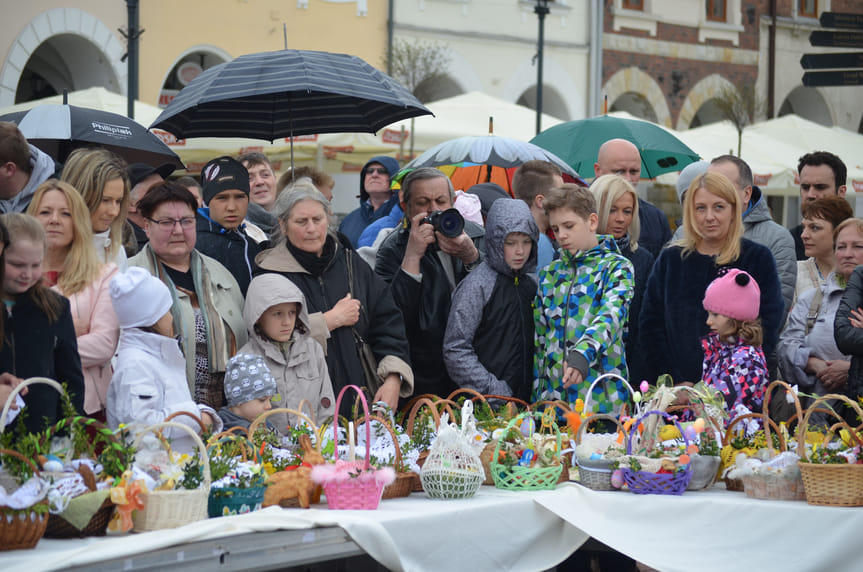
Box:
[129,181,246,409]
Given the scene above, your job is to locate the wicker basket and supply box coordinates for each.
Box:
[490,409,563,491]
[41,415,125,537]
[721,413,784,492]
[404,397,449,492]
[735,381,806,501]
[365,415,415,500]
[249,407,324,508]
[315,386,389,510]
[421,400,484,499]
[574,413,624,491]
[0,449,49,551]
[621,410,692,495]
[582,373,639,416]
[131,421,211,531]
[797,393,863,507]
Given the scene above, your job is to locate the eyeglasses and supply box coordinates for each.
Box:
[148,217,196,231]
[366,167,389,176]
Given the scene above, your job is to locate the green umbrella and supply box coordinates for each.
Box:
[530,115,700,179]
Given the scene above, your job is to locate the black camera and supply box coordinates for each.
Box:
[421,208,465,238]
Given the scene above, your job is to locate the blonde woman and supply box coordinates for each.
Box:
[592,174,655,384]
[61,148,130,270]
[639,172,783,386]
[27,179,119,419]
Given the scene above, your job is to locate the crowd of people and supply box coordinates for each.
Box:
[2,117,862,449]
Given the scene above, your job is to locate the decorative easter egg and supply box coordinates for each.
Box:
[693,418,706,433]
[679,454,691,465]
[633,391,642,403]
[43,459,64,472]
[684,426,697,441]
[640,380,649,393]
[590,452,602,460]
[610,469,624,489]
[520,416,536,437]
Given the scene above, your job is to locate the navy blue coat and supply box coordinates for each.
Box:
[637,198,672,258]
[0,292,84,434]
[618,238,654,385]
[639,239,783,385]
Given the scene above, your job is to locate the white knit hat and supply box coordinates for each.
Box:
[110,267,174,328]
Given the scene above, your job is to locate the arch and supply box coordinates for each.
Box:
[603,67,671,128]
[158,45,232,107]
[416,74,463,104]
[778,86,833,127]
[690,98,725,128]
[610,92,658,123]
[516,84,569,122]
[439,49,483,95]
[0,9,125,107]
[676,73,736,130]
[502,56,582,121]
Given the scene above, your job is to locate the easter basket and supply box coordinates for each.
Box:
[365,415,416,499]
[0,449,50,551]
[131,421,211,531]
[404,397,450,491]
[797,394,863,507]
[735,381,806,501]
[311,386,394,510]
[420,400,484,499]
[620,410,692,495]
[41,416,125,538]
[574,413,625,491]
[490,408,563,491]
[206,434,267,518]
[721,412,788,492]
[664,402,724,492]
[249,407,324,508]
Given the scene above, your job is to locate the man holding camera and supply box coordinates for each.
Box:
[375,168,485,399]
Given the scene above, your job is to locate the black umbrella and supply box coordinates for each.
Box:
[0,103,184,169]
[150,49,433,141]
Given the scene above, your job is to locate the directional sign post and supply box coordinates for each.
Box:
[803,69,863,87]
[820,12,863,30]
[802,12,863,87]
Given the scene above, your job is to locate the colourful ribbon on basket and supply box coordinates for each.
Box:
[108,471,146,533]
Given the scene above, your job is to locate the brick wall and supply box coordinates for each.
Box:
[602,50,758,126]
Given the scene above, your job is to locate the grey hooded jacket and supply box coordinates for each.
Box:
[0,144,56,213]
[443,199,539,400]
[239,273,334,428]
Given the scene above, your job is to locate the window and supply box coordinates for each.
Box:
[798,0,818,18]
[622,0,643,9]
[707,0,726,22]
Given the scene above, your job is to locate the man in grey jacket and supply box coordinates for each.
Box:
[672,155,796,318]
[0,122,56,213]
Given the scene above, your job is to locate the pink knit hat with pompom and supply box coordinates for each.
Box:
[702,268,761,321]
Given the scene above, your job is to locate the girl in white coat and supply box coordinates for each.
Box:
[107,267,221,451]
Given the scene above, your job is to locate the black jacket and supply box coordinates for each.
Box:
[834,266,863,415]
[195,210,265,296]
[255,235,412,415]
[375,219,486,398]
[1,292,84,434]
[637,198,672,258]
[617,237,655,386]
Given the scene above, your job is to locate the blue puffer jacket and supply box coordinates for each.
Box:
[339,155,401,247]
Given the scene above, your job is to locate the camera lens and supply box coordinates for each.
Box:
[436,208,464,238]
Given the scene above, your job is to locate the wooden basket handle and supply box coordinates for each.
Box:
[366,415,404,470]
[797,393,863,460]
[296,398,317,426]
[762,380,803,425]
[248,407,321,451]
[0,377,65,430]
[0,447,41,477]
[132,421,211,487]
[724,412,785,450]
[207,434,256,462]
[164,410,207,433]
[446,387,490,408]
[574,413,625,445]
[405,397,442,437]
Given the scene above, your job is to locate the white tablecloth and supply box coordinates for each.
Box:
[0,487,588,572]
[537,484,862,572]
